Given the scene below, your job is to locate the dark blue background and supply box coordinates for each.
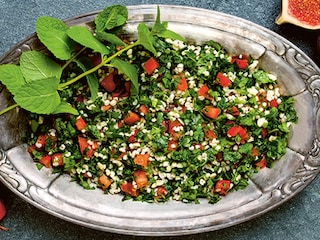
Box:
[0,1,319,239]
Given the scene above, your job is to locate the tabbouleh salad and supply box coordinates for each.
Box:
[7,6,298,204]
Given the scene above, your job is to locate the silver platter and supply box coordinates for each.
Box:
[0,5,319,236]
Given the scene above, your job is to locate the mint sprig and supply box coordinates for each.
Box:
[0,5,185,116]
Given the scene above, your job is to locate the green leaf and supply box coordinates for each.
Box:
[253,70,274,84]
[67,26,110,55]
[95,31,126,46]
[74,57,99,101]
[20,51,62,82]
[95,5,128,32]
[151,6,185,41]
[13,77,61,114]
[137,23,157,55]
[36,16,75,60]
[111,58,139,96]
[52,101,79,115]
[0,64,26,95]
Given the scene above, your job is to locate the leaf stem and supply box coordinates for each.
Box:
[61,47,87,70]
[58,42,139,90]
[0,103,19,115]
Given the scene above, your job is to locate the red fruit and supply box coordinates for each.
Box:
[35,134,46,150]
[216,72,231,87]
[75,116,86,131]
[133,154,150,167]
[204,128,217,139]
[168,120,183,140]
[198,84,213,100]
[133,170,148,188]
[256,156,267,169]
[128,129,139,143]
[90,55,102,66]
[0,199,6,220]
[78,136,98,158]
[143,57,159,75]
[124,112,140,125]
[39,155,51,168]
[167,139,179,151]
[51,153,64,167]
[100,71,117,92]
[120,182,138,197]
[98,175,112,191]
[276,0,320,30]
[269,99,279,108]
[202,106,220,119]
[139,104,149,115]
[214,180,231,196]
[156,186,167,198]
[175,75,188,91]
[227,125,249,143]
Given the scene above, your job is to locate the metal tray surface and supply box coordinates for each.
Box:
[0,5,319,236]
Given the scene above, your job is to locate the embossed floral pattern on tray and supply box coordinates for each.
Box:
[0,5,319,236]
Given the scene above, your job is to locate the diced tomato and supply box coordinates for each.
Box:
[101,105,111,112]
[98,175,112,191]
[120,182,138,197]
[100,71,117,92]
[214,179,231,196]
[231,55,249,69]
[139,104,149,115]
[227,125,242,137]
[167,139,178,151]
[204,128,217,139]
[156,186,167,198]
[216,152,224,162]
[143,57,159,75]
[168,120,183,139]
[227,125,249,143]
[28,145,37,156]
[256,156,267,169]
[128,129,139,143]
[202,106,220,119]
[238,127,249,143]
[75,116,86,131]
[39,155,51,168]
[121,81,131,98]
[134,154,150,167]
[231,106,240,116]
[235,59,248,69]
[269,99,278,108]
[118,152,126,159]
[216,72,231,87]
[133,170,148,188]
[117,120,124,129]
[251,147,260,157]
[261,128,268,138]
[175,75,188,91]
[198,84,214,100]
[78,136,98,158]
[35,134,46,150]
[90,55,102,66]
[76,95,84,102]
[51,153,64,167]
[161,120,169,133]
[124,112,140,125]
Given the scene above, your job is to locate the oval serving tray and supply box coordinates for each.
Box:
[0,5,320,236]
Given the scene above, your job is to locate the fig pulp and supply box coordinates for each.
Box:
[276,0,320,30]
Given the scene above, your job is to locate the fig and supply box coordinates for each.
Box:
[0,199,6,220]
[0,199,8,231]
[276,0,320,30]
